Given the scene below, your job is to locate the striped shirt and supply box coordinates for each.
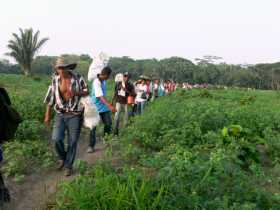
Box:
[44,72,88,114]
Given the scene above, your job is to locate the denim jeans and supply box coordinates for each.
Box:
[52,113,82,169]
[113,103,128,135]
[136,101,146,115]
[89,111,112,148]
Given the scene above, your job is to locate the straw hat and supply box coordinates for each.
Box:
[139,75,150,80]
[54,57,77,70]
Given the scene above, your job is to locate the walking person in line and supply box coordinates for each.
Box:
[131,80,141,116]
[44,58,88,176]
[112,72,135,136]
[87,66,117,153]
[146,78,152,102]
[135,78,148,115]
[158,80,165,97]
[152,79,160,100]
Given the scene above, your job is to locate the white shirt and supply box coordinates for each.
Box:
[154,84,159,90]
[135,84,148,102]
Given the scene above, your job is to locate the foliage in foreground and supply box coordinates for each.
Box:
[51,89,280,210]
[0,74,55,179]
[2,140,55,182]
[53,163,167,210]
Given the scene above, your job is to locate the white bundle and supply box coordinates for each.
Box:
[115,73,124,83]
[88,52,110,82]
[80,96,100,129]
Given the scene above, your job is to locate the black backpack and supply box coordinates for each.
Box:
[0,88,22,143]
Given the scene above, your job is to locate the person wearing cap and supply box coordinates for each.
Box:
[112,72,135,135]
[44,57,89,176]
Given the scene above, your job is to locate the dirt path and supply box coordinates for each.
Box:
[2,137,106,210]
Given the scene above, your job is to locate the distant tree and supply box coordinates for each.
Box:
[80,54,92,62]
[195,55,223,66]
[32,56,57,75]
[0,59,20,74]
[6,28,49,76]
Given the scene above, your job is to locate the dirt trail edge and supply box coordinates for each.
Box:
[2,136,106,210]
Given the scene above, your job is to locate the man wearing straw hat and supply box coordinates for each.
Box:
[44,57,88,176]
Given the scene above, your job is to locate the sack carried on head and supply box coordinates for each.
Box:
[88,52,110,82]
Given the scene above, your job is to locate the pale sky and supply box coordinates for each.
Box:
[1,0,280,64]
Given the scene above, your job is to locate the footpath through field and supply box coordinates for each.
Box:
[2,134,106,210]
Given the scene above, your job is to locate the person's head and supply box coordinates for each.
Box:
[98,66,112,81]
[135,79,141,85]
[123,72,130,82]
[141,79,146,85]
[56,67,71,77]
[154,79,159,84]
[54,57,76,77]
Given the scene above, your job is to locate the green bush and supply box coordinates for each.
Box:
[46,88,280,209]
[54,163,167,210]
[2,140,55,179]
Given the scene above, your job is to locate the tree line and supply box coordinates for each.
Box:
[1,28,280,90]
[2,55,280,90]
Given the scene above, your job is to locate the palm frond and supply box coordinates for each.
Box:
[6,28,49,75]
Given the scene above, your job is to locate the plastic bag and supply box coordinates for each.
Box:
[88,52,110,82]
[80,96,100,129]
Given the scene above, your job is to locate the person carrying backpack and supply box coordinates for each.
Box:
[0,87,21,205]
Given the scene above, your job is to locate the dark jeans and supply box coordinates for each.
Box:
[89,111,112,148]
[52,113,82,169]
[136,101,146,115]
[130,104,137,117]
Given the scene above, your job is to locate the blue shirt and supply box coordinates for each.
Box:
[91,78,110,113]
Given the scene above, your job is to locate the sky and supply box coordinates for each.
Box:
[1,0,280,64]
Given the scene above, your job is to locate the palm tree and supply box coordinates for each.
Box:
[6,28,49,76]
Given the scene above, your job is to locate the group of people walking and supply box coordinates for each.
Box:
[44,57,177,176]
[0,56,178,205]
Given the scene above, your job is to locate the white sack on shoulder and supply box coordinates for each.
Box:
[80,96,100,129]
[88,52,110,82]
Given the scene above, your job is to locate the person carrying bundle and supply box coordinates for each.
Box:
[87,53,116,153]
[44,58,88,176]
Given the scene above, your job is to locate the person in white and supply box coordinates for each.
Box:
[135,79,148,115]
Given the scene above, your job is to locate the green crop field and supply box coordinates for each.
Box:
[52,88,280,209]
[1,74,280,209]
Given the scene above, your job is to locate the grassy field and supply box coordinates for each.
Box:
[1,74,280,209]
[51,88,280,209]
